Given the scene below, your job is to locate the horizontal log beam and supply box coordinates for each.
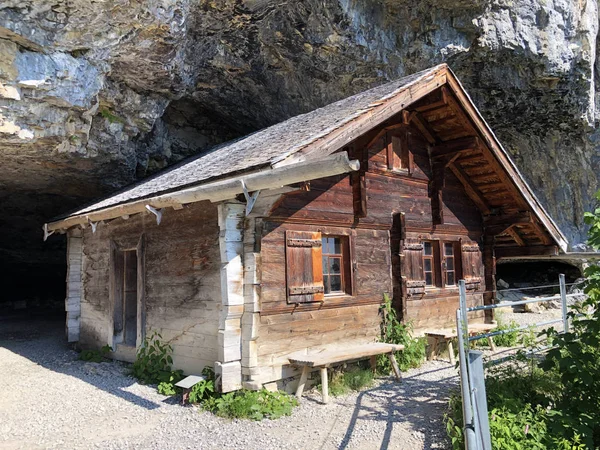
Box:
[495,245,559,260]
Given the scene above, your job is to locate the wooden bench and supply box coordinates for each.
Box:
[288,342,405,404]
[425,323,497,365]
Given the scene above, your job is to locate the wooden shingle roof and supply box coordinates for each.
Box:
[48,64,568,253]
[58,66,440,219]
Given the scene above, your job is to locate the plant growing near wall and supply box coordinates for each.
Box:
[79,344,112,362]
[131,331,183,386]
[202,389,298,420]
[377,293,426,373]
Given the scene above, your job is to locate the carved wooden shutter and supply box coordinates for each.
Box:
[285,230,324,303]
[461,242,483,290]
[402,239,426,296]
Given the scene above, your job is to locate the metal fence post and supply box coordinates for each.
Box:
[469,350,491,450]
[559,274,569,333]
[457,280,478,450]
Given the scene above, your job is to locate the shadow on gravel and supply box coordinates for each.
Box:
[338,367,455,450]
[0,312,161,410]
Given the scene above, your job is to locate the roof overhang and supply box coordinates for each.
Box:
[45,152,360,233]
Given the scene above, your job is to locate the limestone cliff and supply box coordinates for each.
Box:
[0,1,598,299]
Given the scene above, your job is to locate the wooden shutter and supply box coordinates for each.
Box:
[401,239,426,296]
[285,230,324,303]
[461,242,483,290]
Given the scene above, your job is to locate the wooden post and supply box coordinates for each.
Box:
[447,340,455,365]
[388,353,402,381]
[488,337,497,351]
[296,366,309,398]
[426,335,438,361]
[482,235,496,323]
[65,229,83,343]
[216,202,245,392]
[320,367,329,404]
[370,355,378,374]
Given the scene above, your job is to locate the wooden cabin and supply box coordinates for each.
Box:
[46,64,568,392]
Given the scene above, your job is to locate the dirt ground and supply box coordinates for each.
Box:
[0,313,455,450]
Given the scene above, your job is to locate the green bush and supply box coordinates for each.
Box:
[131,331,183,386]
[492,316,520,348]
[188,378,215,403]
[203,389,298,420]
[446,194,600,449]
[79,344,112,362]
[377,293,426,374]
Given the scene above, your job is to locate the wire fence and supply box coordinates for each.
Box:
[456,274,588,450]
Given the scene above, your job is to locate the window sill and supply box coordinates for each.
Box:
[323,293,353,300]
[425,286,459,293]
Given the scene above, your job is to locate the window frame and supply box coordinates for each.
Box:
[321,235,352,297]
[422,241,437,288]
[422,239,461,290]
[442,241,457,287]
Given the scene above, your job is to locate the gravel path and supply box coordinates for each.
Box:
[0,314,455,450]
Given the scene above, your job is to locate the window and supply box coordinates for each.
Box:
[423,241,435,286]
[422,240,460,288]
[285,231,352,303]
[443,242,456,286]
[322,237,345,294]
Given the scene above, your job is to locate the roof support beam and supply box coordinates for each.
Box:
[529,218,553,245]
[409,111,438,144]
[448,162,491,215]
[505,226,526,246]
[431,137,480,159]
[484,213,532,236]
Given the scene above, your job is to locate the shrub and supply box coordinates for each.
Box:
[131,331,183,386]
[188,378,215,404]
[446,195,600,449]
[492,315,520,348]
[377,293,426,374]
[203,389,298,420]
[79,344,112,362]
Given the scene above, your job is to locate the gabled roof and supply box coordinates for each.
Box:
[47,64,568,253]
[55,66,440,219]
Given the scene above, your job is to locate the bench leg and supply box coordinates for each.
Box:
[427,335,439,361]
[388,353,402,381]
[488,336,497,351]
[320,367,329,404]
[370,355,377,374]
[447,340,456,365]
[295,366,309,399]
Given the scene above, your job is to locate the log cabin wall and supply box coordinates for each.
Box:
[254,113,486,386]
[79,200,221,375]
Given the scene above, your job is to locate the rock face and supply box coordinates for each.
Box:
[0,1,599,301]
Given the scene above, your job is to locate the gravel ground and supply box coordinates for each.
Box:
[0,314,456,450]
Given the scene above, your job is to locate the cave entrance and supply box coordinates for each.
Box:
[495,260,583,294]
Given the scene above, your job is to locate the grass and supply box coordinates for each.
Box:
[324,366,375,397]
